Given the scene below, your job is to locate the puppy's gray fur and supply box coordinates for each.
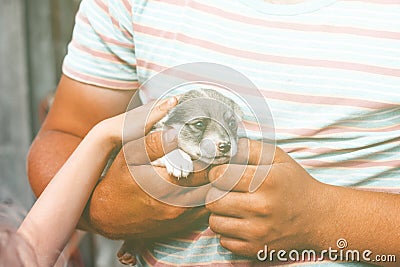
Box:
[152,88,243,178]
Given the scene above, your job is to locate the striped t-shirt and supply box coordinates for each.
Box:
[63,0,400,266]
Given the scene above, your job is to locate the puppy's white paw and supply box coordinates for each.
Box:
[152,149,193,179]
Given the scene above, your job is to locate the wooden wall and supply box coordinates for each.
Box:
[1,1,95,265]
[0,0,32,207]
[0,0,81,205]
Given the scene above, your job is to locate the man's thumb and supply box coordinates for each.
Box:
[145,128,178,161]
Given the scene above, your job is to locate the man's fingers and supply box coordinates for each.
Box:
[208,164,271,193]
[124,129,178,165]
[206,188,271,218]
[231,138,271,165]
[130,165,210,207]
[209,215,247,239]
[232,138,289,166]
[144,129,179,161]
[206,188,248,218]
[218,236,253,257]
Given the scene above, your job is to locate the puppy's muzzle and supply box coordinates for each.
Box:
[217,141,231,153]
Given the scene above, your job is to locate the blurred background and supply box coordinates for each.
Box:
[1,0,80,204]
[0,0,105,266]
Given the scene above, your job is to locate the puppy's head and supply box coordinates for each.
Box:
[165,89,243,165]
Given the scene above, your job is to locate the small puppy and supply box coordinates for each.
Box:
[152,88,244,178]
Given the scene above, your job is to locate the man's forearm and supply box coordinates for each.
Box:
[315,184,400,265]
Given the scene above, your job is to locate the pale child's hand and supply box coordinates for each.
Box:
[95,96,178,146]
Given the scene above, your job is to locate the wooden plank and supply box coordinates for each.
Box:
[0,0,34,208]
[25,0,58,134]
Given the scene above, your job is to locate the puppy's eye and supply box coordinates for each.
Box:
[228,120,237,129]
[193,121,206,130]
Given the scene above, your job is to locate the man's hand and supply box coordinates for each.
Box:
[90,130,210,239]
[206,138,323,256]
[206,139,400,265]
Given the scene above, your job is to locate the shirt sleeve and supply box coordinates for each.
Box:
[62,0,138,90]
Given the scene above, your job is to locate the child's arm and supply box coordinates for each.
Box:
[17,97,177,267]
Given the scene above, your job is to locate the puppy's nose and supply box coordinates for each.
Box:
[217,141,231,153]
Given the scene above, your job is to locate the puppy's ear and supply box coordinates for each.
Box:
[233,103,244,120]
[178,89,204,103]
